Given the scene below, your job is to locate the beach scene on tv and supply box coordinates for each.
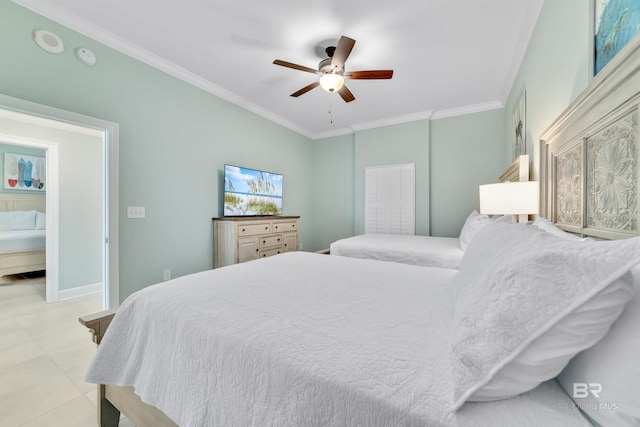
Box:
[224,165,283,216]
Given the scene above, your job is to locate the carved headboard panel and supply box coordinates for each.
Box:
[539,35,639,240]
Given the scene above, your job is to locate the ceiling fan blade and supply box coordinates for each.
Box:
[273,59,319,74]
[338,85,355,103]
[290,81,320,97]
[331,36,356,71]
[345,70,394,80]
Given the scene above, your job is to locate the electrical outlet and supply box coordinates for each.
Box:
[127,206,145,218]
[163,269,171,281]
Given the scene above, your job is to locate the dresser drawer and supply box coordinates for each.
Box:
[259,247,282,258]
[237,222,271,236]
[272,221,297,232]
[260,234,283,248]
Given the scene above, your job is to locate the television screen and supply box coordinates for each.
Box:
[224,164,283,216]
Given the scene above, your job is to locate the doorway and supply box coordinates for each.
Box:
[0,94,119,309]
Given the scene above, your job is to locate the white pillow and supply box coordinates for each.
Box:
[493,215,517,224]
[0,210,37,231]
[556,266,640,426]
[450,222,640,411]
[35,211,46,230]
[532,217,581,240]
[458,210,493,250]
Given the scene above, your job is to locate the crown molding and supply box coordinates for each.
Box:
[430,101,503,120]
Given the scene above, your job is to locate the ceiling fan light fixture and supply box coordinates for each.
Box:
[319,73,344,93]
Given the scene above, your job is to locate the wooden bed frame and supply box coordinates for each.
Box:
[79,35,640,427]
[0,193,46,276]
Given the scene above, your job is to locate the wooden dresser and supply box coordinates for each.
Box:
[213,216,300,268]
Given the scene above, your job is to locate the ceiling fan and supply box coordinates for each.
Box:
[273,36,393,103]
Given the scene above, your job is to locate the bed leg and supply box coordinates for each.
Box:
[98,384,120,427]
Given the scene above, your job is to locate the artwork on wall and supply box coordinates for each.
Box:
[4,153,46,191]
[512,89,526,160]
[594,0,640,75]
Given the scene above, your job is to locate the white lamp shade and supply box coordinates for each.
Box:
[479,181,539,215]
[319,73,344,92]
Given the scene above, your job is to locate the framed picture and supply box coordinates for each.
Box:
[512,89,526,160]
[4,153,46,191]
[594,0,640,75]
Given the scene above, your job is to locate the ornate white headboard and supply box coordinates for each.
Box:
[539,35,639,240]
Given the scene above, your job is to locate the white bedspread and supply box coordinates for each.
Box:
[86,252,589,426]
[330,233,464,269]
[0,229,45,252]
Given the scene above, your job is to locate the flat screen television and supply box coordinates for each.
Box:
[223,164,283,216]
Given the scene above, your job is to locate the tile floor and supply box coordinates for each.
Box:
[0,272,134,427]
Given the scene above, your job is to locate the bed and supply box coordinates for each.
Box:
[0,194,46,276]
[328,155,528,269]
[81,35,640,427]
[330,233,465,268]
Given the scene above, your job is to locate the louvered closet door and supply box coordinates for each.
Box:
[364,163,415,235]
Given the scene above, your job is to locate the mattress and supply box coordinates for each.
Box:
[0,229,46,252]
[330,233,464,269]
[86,252,589,426]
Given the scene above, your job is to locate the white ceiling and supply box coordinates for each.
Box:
[14,0,544,139]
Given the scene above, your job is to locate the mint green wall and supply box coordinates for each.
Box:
[0,0,313,300]
[354,120,430,235]
[430,109,506,237]
[310,134,355,251]
[0,144,46,194]
[312,111,506,242]
[504,0,591,176]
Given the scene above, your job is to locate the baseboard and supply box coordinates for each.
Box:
[57,282,102,301]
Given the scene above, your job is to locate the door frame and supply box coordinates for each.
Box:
[0,94,119,309]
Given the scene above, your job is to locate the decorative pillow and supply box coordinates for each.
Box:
[0,210,37,231]
[35,211,46,230]
[458,210,493,250]
[532,217,581,240]
[556,266,640,426]
[450,222,640,411]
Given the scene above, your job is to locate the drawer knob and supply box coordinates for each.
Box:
[255,248,259,252]
[275,226,279,229]
[263,240,266,244]
[262,254,266,257]
[242,228,246,232]
[265,226,268,230]
[277,238,281,242]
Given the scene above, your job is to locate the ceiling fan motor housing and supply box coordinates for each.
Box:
[319,57,343,75]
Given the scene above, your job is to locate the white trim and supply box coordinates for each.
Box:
[350,111,434,132]
[498,0,545,104]
[57,282,102,301]
[430,101,504,120]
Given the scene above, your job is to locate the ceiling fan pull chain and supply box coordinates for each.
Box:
[329,98,334,124]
